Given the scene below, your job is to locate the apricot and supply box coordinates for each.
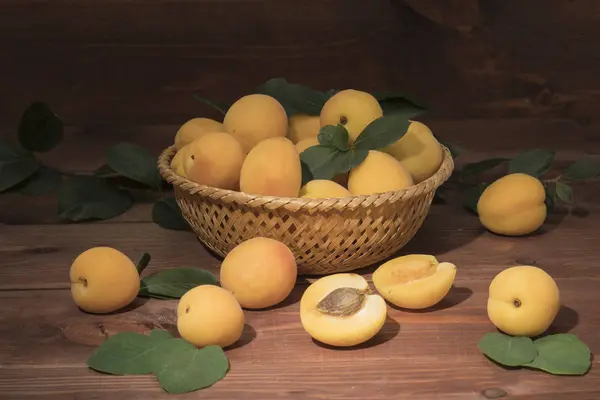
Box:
[383,121,444,183]
[299,179,351,198]
[372,254,457,310]
[223,94,288,153]
[300,273,387,347]
[69,247,140,314]
[174,117,225,149]
[287,114,321,144]
[177,284,245,348]
[347,150,414,195]
[239,137,302,197]
[320,89,383,144]
[182,132,245,190]
[170,142,192,178]
[295,137,319,153]
[477,173,547,236]
[219,237,298,309]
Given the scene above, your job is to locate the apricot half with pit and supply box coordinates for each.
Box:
[372,254,457,310]
[300,273,387,347]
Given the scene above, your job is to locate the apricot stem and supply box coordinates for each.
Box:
[136,252,151,275]
[513,299,522,308]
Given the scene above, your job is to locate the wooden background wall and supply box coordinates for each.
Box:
[1,0,599,127]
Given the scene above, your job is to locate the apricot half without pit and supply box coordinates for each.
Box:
[300,273,387,347]
[372,254,457,310]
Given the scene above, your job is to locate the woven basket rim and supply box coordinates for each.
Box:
[157,144,454,208]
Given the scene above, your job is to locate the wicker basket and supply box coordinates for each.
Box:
[157,145,454,275]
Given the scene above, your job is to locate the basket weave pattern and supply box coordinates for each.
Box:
[158,145,454,275]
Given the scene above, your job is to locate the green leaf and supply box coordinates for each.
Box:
[524,334,591,375]
[192,94,230,115]
[148,329,174,341]
[17,102,64,153]
[478,332,538,367]
[317,124,350,151]
[139,268,219,299]
[58,176,133,222]
[353,115,411,150]
[351,148,369,168]
[106,143,163,189]
[87,331,170,375]
[255,77,330,116]
[155,340,229,394]
[460,158,509,179]
[544,182,557,210]
[300,160,314,186]
[508,149,555,178]
[14,166,62,195]
[93,164,117,177]
[555,181,573,203]
[299,145,345,180]
[0,141,39,192]
[462,183,488,214]
[372,91,428,118]
[152,197,190,231]
[563,158,600,181]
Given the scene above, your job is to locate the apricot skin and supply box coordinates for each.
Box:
[219,237,298,309]
[239,137,302,197]
[295,137,319,153]
[174,117,225,149]
[69,247,140,314]
[300,273,387,347]
[299,179,351,198]
[177,284,245,348]
[170,143,192,178]
[287,114,321,144]
[348,150,414,195]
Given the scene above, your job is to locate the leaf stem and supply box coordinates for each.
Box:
[136,252,152,275]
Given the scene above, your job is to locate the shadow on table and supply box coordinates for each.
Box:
[228,324,257,350]
[385,286,473,313]
[545,305,580,334]
[312,316,400,351]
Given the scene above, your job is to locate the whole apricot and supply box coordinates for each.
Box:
[177,284,245,348]
[287,114,321,144]
[182,132,245,190]
[223,94,288,153]
[295,137,319,153]
[219,237,298,309]
[239,137,302,197]
[300,273,387,347]
[383,121,444,183]
[347,150,414,195]
[320,89,383,143]
[170,142,192,178]
[69,247,140,314]
[477,173,547,236]
[372,254,456,309]
[174,117,225,149]
[300,179,351,198]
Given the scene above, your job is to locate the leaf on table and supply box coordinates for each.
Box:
[459,158,509,179]
[508,149,555,178]
[149,329,174,341]
[191,94,230,115]
[353,114,411,150]
[371,91,429,118]
[155,339,230,394]
[462,182,488,214]
[152,197,190,230]
[317,124,350,151]
[0,141,40,192]
[57,176,133,222]
[562,157,600,181]
[139,267,220,299]
[477,332,538,367]
[106,142,163,189]
[524,333,591,375]
[14,165,62,195]
[87,331,172,375]
[555,181,573,203]
[17,101,64,153]
[255,77,330,116]
[93,164,118,177]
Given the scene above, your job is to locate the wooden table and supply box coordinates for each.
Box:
[1,118,599,399]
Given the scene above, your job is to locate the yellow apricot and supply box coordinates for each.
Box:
[295,137,320,153]
[347,150,414,195]
[223,94,288,153]
[372,254,457,310]
[182,132,245,190]
[69,247,140,314]
[219,237,298,309]
[170,142,192,178]
[300,273,387,347]
[477,173,547,236]
[300,179,351,198]
[287,114,321,143]
[177,284,245,348]
[320,89,383,143]
[174,117,225,149]
[239,137,302,197]
[383,121,444,183]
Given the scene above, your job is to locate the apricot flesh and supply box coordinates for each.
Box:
[372,254,456,309]
[287,114,321,144]
[177,284,245,348]
[69,247,140,314]
[299,179,351,198]
[300,273,387,347]
[219,237,298,309]
[348,150,414,195]
[174,117,225,149]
